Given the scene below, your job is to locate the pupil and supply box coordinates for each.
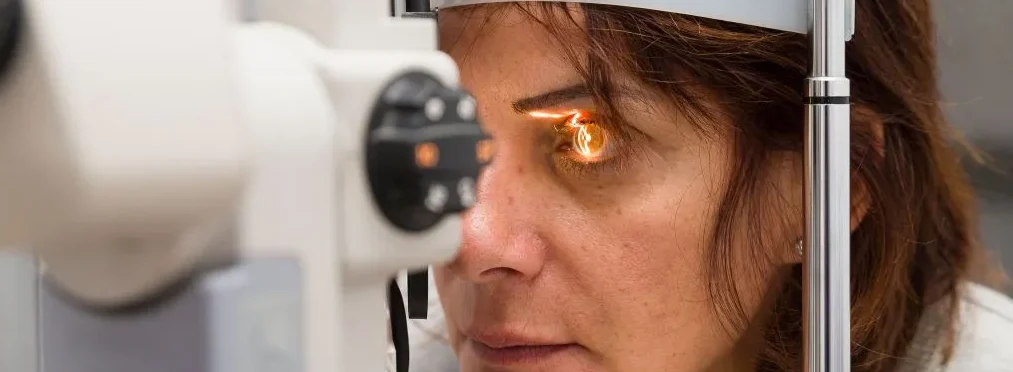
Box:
[573,122,608,160]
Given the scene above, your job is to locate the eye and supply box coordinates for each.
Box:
[555,112,616,164]
[527,110,629,176]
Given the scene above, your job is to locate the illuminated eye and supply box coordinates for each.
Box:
[560,113,613,163]
[526,110,619,166]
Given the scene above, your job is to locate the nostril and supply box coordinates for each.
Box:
[477,267,522,282]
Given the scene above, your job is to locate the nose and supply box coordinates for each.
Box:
[450,153,549,284]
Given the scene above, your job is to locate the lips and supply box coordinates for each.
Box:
[464,329,581,366]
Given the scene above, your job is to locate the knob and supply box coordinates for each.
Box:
[366,71,490,232]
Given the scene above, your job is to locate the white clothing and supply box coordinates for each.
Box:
[901,283,1013,371]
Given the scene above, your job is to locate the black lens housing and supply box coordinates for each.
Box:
[366,71,489,232]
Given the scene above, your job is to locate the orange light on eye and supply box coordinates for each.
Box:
[571,120,609,161]
[527,109,612,163]
[415,142,440,168]
[476,139,495,164]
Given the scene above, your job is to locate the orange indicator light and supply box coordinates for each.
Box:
[476,139,495,164]
[415,142,440,168]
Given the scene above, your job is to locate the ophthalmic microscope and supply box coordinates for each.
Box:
[0,0,857,371]
[0,0,481,371]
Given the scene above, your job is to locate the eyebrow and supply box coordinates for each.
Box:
[510,84,592,114]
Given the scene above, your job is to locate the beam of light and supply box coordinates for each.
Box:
[526,110,580,119]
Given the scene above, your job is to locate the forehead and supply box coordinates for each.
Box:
[437,6,584,104]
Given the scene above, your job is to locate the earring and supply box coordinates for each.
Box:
[795,239,804,256]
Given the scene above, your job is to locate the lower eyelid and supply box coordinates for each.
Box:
[554,152,627,179]
[556,142,631,176]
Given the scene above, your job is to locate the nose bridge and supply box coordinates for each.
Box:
[453,143,549,281]
[471,144,544,232]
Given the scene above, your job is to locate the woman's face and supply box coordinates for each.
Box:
[434,6,763,372]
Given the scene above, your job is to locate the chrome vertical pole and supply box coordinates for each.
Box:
[804,0,852,371]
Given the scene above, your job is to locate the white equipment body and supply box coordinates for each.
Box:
[0,0,246,305]
[0,1,853,371]
[1,1,465,372]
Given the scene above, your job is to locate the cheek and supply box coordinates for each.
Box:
[581,184,716,320]
[569,157,721,303]
[555,161,737,368]
[609,202,711,300]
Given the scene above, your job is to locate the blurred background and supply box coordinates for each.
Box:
[934,0,1013,291]
[1,0,1012,370]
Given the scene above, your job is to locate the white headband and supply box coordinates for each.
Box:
[431,0,855,37]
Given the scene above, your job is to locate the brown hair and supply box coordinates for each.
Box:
[449,1,989,371]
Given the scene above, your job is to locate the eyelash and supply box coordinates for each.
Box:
[550,112,636,177]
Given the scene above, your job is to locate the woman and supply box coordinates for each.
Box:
[411,1,1013,371]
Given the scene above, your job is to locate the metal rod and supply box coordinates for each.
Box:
[804,0,851,371]
[392,0,407,17]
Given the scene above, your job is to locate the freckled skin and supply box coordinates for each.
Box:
[433,6,796,372]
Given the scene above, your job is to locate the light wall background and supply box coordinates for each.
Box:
[933,0,1013,293]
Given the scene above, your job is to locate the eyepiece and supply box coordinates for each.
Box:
[366,71,490,232]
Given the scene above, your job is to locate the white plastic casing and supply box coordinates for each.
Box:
[253,0,439,50]
[0,1,248,306]
[232,23,341,372]
[0,2,463,371]
[315,52,460,284]
[320,43,462,372]
[432,0,855,40]
[246,2,463,371]
[233,21,462,372]
[432,0,809,32]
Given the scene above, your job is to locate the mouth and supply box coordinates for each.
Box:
[464,330,582,366]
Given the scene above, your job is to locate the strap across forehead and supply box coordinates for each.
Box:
[430,0,814,34]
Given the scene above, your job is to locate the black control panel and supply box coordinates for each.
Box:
[366,71,491,232]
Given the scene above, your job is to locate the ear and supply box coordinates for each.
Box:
[849,105,885,231]
[779,105,883,263]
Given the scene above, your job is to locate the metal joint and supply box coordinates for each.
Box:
[806,77,851,98]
